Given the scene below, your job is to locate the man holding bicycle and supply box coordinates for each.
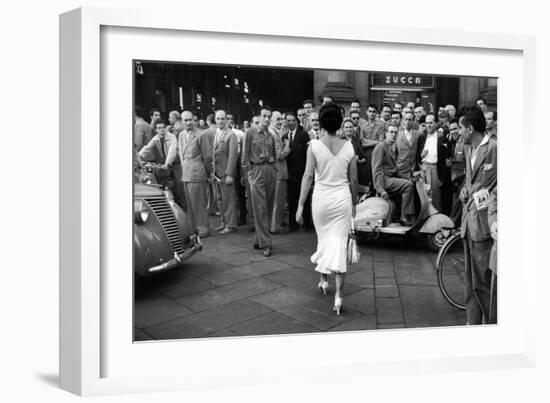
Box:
[458,106,497,325]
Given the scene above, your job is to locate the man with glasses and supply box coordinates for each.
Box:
[349,99,368,128]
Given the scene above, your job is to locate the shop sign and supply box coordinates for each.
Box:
[371,73,434,89]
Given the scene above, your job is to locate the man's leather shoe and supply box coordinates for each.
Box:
[263,246,272,257]
[214,224,225,231]
[219,227,236,235]
[253,243,261,250]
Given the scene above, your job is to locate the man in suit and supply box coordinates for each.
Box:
[227,113,247,226]
[285,111,311,232]
[211,110,239,234]
[269,111,290,234]
[458,106,497,325]
[242,107,277,257]
[307,112,322,140]
[396,111,422,180]
[178,110,212,238]
[139,119,184,207]
[417,113,447,213]
[371,124,416,225]
[134,105,154,151]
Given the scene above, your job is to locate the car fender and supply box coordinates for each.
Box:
[134,223,174,276]
[418,214,455,234]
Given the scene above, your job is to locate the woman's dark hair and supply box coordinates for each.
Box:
[319,102,343,133]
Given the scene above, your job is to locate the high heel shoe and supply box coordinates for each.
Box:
[318,280,329,295]
[333,297,343,316]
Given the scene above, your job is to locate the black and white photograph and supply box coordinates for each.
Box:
[132,61,498,341]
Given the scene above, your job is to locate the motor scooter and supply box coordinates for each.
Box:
[353,174,455,252]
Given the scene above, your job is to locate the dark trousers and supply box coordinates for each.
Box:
[235,163,248,225]
[288,179,312,231]
[463,234,495,324]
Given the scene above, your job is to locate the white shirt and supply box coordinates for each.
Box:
[471,134,489,170]
[422,132,438,163]
[288,129,295,142]
[404,129,412,145]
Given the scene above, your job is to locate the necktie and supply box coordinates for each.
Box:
[159,137,166,160]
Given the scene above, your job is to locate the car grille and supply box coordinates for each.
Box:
[144,196,184,255]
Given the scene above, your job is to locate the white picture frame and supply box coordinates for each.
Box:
[60,6,537,396]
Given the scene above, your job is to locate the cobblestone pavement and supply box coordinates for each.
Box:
[134,217,466,341]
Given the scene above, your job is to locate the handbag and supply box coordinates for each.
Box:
[347,215,360,264]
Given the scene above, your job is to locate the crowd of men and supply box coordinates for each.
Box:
[134,94,498,325]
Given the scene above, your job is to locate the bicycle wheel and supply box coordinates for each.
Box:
[436,232,466,310]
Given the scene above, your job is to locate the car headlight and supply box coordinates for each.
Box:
[134,200,150,224]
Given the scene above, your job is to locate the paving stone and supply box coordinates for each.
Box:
[376,297,404,324]
[346,267,374,288]
[265,268,361,298]
[197,259,292,286]
[229,312,319,336]
[374,262,395,278]
[344,289,375,315]
[399,285,462,327]
[376,277,397,287]
[375,285,399,298]
[203,328,240,338]
[143,299,272,340]
[175,277,282,312]
[217,251,273,266]
[271,253,313,269]
[133,328,154,341]
[394,254,438,286]
[134,291,193,329]
[149,273,217,299]
[376,323,405,330]
[252,288,361,331]
[328,315,377,332]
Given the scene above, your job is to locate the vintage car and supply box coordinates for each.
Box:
[134,182,202,276]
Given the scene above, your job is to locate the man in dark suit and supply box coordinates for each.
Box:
[416,113,448,213]
[371,124,416,225]
[458,106,497,325]
[286,111,312,232]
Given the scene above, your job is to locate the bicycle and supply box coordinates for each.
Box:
[436,232,466,310]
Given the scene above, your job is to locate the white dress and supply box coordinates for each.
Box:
[310,139,354,274]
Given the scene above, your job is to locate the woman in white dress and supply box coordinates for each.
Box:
[296,103,358,315]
